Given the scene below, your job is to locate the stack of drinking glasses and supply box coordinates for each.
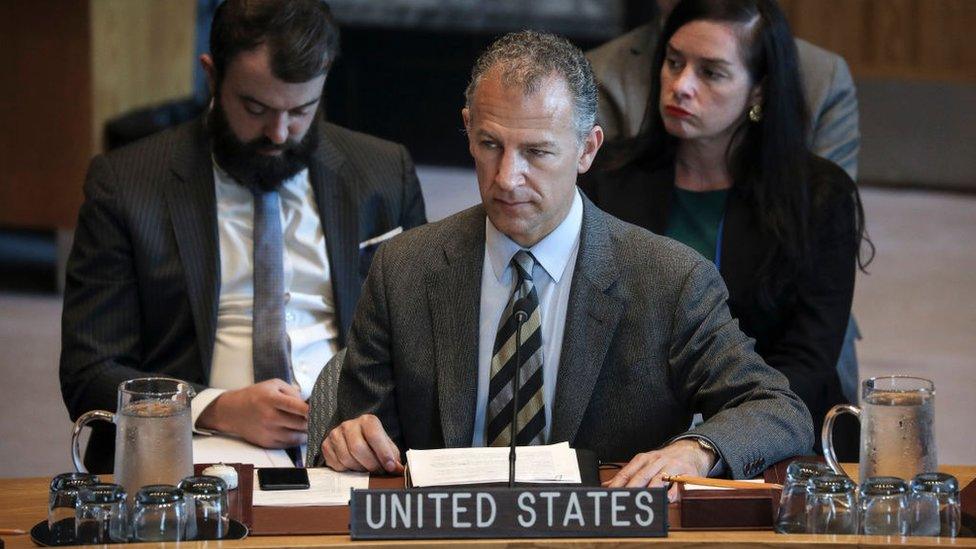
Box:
[47,472,231,544]
[774,462,961,537]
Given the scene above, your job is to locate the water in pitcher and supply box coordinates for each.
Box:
[114,399,193,499]
[861,390,937,481]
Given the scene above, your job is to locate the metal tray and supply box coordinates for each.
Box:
[30,518,247,546]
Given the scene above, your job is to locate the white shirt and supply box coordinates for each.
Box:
[471,190,583,446]
[191,162,339,429]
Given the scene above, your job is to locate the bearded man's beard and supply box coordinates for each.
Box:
[207,100,320,192]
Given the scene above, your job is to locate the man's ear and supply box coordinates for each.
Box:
[200,54,217,98]
[462,107,476,155]
[577,125,605,174]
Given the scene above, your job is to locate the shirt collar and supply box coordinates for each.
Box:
[485,189,583,284]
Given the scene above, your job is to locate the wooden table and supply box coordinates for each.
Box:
[2,465,974,548]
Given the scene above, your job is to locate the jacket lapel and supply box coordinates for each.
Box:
[718,188,758,290]
[166,120,220,375]
[597,161,672,235]
[550,198,624,444]
[644,164,675,234]
[308,134,357,345]
[429,208,486,447]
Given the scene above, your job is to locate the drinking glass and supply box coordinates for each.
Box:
[859,476,909,535]
[806,474,858,534]
[910,472,960,537]
[179,475,230,540]
[75,483,128,543]
[775,461,833,534]
[48,472,99,545]
[131,485,186,542]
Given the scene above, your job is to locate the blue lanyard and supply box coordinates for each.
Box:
[714,215,725,270]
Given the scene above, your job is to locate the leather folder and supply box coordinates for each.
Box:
[674,460,784,530]
[962,473,976,536]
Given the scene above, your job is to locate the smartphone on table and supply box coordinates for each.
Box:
[257,467,310,491]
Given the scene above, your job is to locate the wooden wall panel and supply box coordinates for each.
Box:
[781,0,860,61]
[0,1,93,229]
[90,0,197,154]
[781,0,976,82]
[867,0,917,69]
[0,0,196,230]
[915,0,976,79]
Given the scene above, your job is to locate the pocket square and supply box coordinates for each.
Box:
[358,226,403,250]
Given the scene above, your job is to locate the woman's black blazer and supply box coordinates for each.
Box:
[580,154,859,454]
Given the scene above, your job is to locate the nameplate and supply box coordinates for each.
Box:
[349,487,667,539]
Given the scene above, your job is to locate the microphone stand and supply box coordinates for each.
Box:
[509,298,530,488]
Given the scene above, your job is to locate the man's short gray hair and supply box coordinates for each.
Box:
[464,30,598,143]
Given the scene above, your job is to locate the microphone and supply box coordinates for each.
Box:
[509,297,532,488]
[513,297,531,323]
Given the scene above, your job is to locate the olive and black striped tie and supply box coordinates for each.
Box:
[485,250,546,447]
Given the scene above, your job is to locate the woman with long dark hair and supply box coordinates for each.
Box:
[581,0,871,458]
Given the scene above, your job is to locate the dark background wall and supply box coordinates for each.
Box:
[324,27,606,167]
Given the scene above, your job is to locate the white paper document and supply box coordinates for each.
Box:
[193,434,295,468]
[405,442,582,488]
[252,468,370,507]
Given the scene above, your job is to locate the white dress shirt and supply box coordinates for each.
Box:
[191,162,339,429]
[471,190,584,446]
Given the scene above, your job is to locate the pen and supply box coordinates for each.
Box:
[662,474,783,490]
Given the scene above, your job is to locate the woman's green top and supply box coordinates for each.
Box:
[664,187,729,263]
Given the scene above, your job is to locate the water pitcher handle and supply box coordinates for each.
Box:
[821,404,861,476]
[71,410,115,473]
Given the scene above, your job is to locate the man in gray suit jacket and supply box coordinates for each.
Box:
[314,30,812,498]
[60,0,426,473]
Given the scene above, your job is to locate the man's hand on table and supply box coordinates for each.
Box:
[197,379,309,448]
[323,414,404,474]
[604,439,717,502]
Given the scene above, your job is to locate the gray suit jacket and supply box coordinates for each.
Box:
[587,23,860,178]
[60,117,427,473]
[311,196,814,478]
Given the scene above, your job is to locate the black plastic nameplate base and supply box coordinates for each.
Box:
[349,486,668,540]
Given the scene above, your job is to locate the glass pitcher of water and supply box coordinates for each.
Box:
[822,376,937,481]
[71,378,194,499]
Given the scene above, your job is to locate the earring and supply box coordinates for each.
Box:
[748,104,763,122]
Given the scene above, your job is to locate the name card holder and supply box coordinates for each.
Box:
[349,486,667,539]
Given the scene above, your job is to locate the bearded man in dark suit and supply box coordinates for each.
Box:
[309,30,812,500]
[60,0,426,473]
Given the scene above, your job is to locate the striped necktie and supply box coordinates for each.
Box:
[485,250,545,447]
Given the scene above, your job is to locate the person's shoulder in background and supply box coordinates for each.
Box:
[319,120,411,162]
[795,38,859,179]
[586,23,660,142]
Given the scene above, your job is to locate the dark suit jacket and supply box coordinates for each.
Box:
[314,196,814,479]
[60,117,427,472]
[580,155,859,457]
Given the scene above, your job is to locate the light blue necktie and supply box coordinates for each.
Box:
[251,189,292,384]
